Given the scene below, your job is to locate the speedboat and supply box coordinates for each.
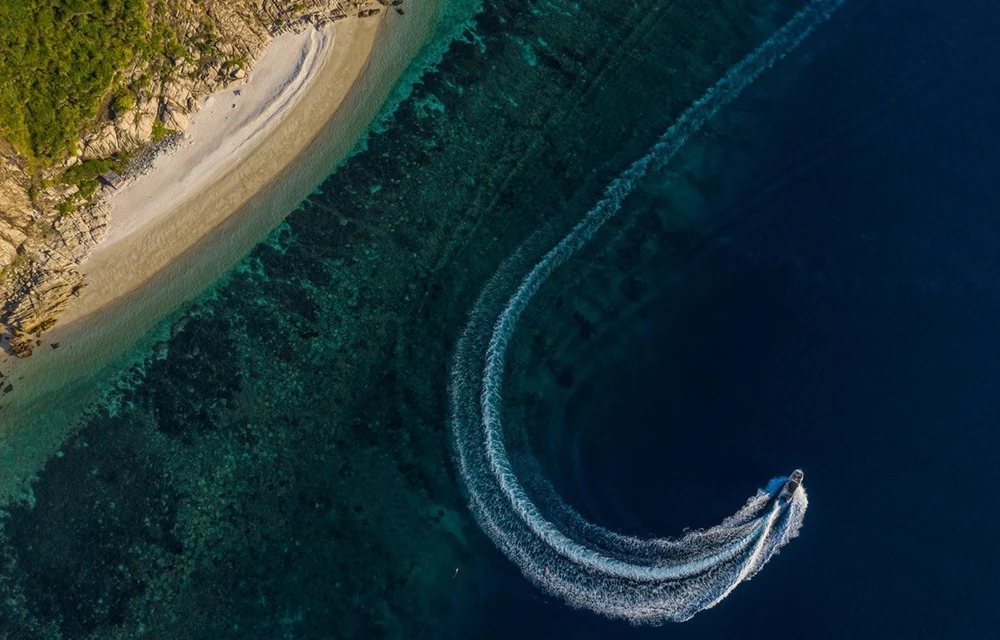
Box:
[778,469,804,501]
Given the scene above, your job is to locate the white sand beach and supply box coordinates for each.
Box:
[99,26,331,248]
[63,15,366,325]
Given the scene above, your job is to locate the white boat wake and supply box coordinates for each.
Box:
[449,0,842,625]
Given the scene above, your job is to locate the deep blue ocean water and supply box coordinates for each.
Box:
[487,1,1000,638]
[2,1,999,637]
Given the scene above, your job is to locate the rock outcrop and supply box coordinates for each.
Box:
[0,0,391,357]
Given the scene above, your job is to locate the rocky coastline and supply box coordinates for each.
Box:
[0,0,396,358]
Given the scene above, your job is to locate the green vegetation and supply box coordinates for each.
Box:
[62,156,124,198]
[111,92,136,116]
[0,1,148,160]
[56,200,76,216]
[141,6,221,85]
[152,23,188,60]
[150,118,176,142]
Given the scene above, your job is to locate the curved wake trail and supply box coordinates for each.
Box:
[450,0,841,624]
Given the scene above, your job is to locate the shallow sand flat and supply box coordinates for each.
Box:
[0,1,440,504]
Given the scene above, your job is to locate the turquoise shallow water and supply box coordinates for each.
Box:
[4,0,994,637]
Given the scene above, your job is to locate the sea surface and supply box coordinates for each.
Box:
[2,0,999,638]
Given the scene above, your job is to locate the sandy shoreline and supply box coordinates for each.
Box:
[98,26,330,249]
[66,17,363,325]
[0,1,441,504]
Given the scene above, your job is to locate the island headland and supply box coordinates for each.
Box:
[0,0,409,358]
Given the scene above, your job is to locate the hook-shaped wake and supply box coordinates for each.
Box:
[450,0,841,624]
